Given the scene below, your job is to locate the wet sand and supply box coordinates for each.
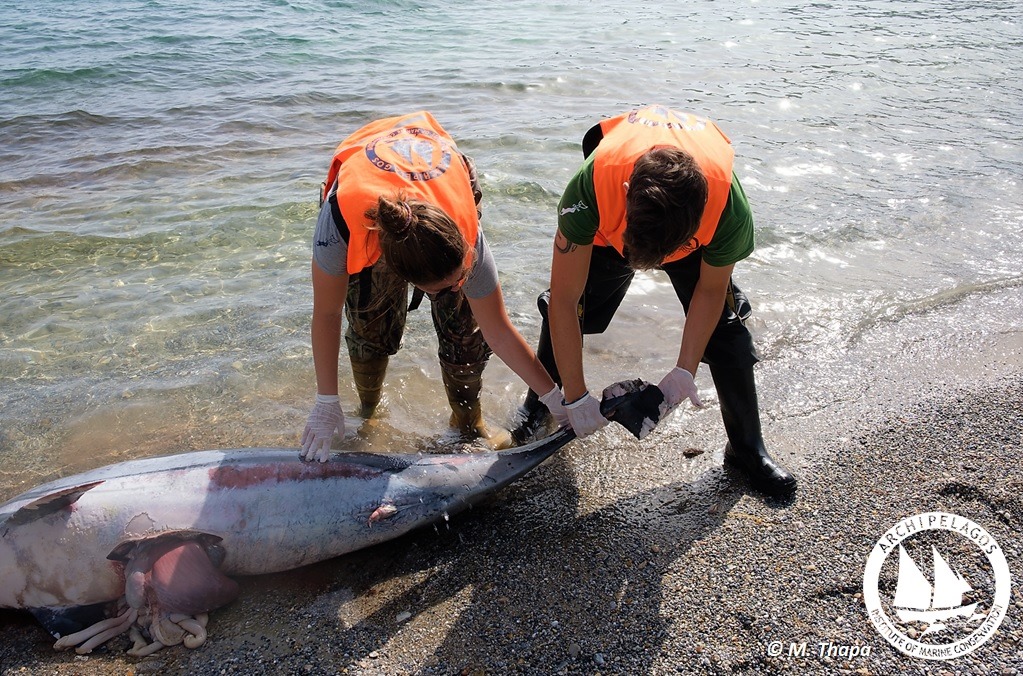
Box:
[2,299,1021,675]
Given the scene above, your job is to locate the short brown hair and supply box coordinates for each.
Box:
[365,191,465,286]
[623,147,707,270]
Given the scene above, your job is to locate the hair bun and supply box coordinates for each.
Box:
[374,194,416,240]
[394,201,415,238]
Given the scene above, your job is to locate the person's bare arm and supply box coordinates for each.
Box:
[310,259,349,395]
[548,229,593,403]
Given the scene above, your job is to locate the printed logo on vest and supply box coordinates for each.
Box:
[863,511,1010,660]
[626,106,707,132]
[365,127,452,181]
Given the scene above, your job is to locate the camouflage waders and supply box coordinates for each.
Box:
[344,258,511,448]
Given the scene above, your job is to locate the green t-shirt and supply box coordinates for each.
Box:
[557,154,755,268]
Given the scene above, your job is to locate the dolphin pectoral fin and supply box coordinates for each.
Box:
[7,481,104,526]
[600,379,665,440]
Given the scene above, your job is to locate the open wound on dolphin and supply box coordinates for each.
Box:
[55,536,239,655]
[369,502,399,522]
[141,540,239,615]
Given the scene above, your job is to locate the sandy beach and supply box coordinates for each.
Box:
[2,287,1021,676]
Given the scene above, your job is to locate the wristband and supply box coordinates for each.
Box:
[563,392,591,408]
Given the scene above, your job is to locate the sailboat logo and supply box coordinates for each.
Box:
[863,511,1011,660]
[891,545,981,634]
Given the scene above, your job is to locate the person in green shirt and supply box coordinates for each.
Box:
[514,107,797,498]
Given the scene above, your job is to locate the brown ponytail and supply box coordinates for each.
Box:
[365,190,466,287]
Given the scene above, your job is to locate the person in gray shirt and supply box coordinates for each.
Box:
[301,113,569,461]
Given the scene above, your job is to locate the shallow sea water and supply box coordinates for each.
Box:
[1,0,1021,499]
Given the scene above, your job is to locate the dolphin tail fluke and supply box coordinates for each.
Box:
[601,379,664,439]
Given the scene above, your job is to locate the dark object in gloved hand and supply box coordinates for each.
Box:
[600,379,665,440]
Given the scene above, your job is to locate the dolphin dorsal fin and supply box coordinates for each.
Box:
[6,481,104,526]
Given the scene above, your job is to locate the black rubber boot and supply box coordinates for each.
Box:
[710,365,797,497]
[510,292,560,444]
[351,356,388,418]
[511,389,551,445]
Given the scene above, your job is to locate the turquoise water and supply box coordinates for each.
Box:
[1,1,1021,498]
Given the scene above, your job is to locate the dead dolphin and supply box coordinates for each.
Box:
[0,432,573,654]
[0,380,662,655]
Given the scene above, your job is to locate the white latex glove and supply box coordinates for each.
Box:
[539,386,571,430]
[300,394,344,462]
[563,392,609,438]
[658,367,703,411]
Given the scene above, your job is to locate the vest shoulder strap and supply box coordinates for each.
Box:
[327,185,351,245]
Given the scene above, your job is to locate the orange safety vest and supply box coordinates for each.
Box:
[591,106,734,263]
[322,111,479,274]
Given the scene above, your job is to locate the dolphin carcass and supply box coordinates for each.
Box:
[0,380,662,656]
[0,430,574,655]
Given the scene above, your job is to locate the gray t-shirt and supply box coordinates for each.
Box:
[311,196,499,299]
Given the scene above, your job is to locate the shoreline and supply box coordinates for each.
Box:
[2,374,1019,675]
[2,305,1021,675]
